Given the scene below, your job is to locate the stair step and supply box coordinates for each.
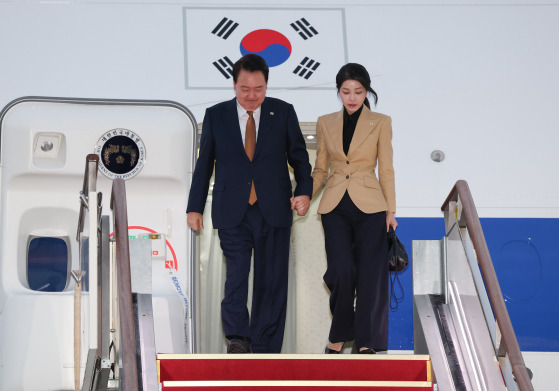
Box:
[157,354,431,383]
[161,380,434,390]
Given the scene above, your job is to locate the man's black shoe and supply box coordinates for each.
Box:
[227,338,252,353]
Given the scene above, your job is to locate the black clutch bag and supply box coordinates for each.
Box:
[388,226,408,272]
[387,226,408,310]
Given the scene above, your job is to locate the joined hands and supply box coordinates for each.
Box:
[290,195,310,216]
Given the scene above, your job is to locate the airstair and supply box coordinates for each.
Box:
[69,128,532,391]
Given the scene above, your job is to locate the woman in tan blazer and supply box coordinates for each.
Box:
[311,63,397,354]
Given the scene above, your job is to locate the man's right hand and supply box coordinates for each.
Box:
[187,212,204,231]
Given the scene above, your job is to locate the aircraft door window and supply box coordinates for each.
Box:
[27,236,69,292]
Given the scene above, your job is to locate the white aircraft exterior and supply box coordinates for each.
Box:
[0,0,557,390]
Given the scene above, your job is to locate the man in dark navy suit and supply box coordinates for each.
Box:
[187,54,312,353]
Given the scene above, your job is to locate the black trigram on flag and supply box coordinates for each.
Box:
[290,18,318,40]
[213,56,234,79]
[211,17,239,39]
[293,57,320,79]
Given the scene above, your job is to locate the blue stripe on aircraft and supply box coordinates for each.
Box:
[388,217,559,352]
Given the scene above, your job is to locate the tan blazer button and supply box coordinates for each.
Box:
[346,175,349,179]
[346,160,349,164]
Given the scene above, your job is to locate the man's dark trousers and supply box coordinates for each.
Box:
[218,202,290,353]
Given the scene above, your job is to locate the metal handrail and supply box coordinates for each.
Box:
[441,180,534,391]
[110,178,139,390]
[76,154,99,241]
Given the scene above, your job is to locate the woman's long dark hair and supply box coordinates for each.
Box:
[335,63,378,109]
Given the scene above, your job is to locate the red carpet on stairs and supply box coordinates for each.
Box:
[157,354,433,390]
[161,381,433,390]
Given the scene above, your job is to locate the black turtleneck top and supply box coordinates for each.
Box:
[342,104,363,156]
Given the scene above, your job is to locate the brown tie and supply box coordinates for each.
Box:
[245,111,257,204]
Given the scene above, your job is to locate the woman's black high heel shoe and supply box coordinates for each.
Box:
[324,346,341,354]
[357,348,376,354]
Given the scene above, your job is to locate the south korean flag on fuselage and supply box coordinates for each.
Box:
[183,7,348,90]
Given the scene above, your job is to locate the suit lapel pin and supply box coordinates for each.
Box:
[370,121,374,125]
[270,112,274,115]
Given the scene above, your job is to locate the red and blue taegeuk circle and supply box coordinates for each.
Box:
[240,29,292,67]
